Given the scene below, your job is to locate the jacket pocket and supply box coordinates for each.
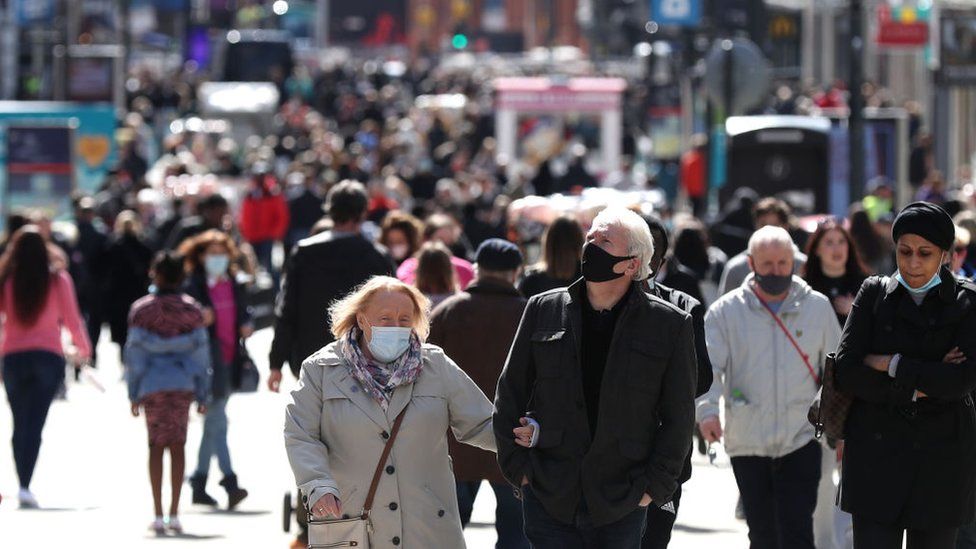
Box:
[531,329,567,378]
[627,340,668,392]
[422,485,456,525]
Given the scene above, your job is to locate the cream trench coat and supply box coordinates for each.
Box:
[284,342,496,549]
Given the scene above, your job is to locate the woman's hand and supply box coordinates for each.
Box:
[864,354,894,372]
[197,404,208,415]
[944,346,966,365]
[310,493,342,519]
[513,417,536,448]
[130,403,140,417]
[240,324,254,339]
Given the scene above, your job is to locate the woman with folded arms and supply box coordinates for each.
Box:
[835,202,976,548]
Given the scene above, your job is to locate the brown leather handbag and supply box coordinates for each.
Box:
[808,353,854,440]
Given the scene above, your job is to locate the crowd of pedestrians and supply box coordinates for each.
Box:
[4,56,976,549]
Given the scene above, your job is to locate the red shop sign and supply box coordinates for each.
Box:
[877,21,928,47]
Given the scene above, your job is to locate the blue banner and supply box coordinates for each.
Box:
[16,0,54,25]
[651,0,702,28]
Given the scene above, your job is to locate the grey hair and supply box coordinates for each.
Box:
[591,207,654,280]
[747,225,794,256]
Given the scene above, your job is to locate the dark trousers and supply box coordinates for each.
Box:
[457,480,529,549]
[83,306,102,366]
[853,515,957,549]
[2,351,66,489]
[521,484,648,549]
[730,440,822,549]
[640,484,682,548]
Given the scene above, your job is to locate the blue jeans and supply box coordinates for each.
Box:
[194,396,234,478]
[521,484,648,549]
[2,351,65,489]
[456,480,529,549]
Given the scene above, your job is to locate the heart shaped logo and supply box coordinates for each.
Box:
[77,135,110,168]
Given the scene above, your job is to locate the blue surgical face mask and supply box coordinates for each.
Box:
[363,321,412,363]
[204,254,229,278]
[895,256,945,294]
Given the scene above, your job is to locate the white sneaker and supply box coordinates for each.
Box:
[17,488,37,509]
[167,517,183,534]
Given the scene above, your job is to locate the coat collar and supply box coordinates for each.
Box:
[465,278,522,297]
[317,346,420,430]
[567,277,644,310]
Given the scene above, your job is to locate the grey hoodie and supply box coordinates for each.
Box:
[697,274,841,458]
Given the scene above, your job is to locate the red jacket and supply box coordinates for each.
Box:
[680,148,706,199]
[239,190,289,243]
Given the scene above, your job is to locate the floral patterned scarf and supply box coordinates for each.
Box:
[339,327,424,411]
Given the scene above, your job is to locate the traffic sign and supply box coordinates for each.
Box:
[651,0,701,28]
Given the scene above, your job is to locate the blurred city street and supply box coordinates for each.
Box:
[0,327,747,548]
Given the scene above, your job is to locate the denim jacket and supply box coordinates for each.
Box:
[125,327,212,404]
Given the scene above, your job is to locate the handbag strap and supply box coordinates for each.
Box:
[753,289,821,386]
[361,407,408,518]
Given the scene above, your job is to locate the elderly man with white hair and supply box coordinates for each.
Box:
[698,225,842,549]
[494,206,697,548]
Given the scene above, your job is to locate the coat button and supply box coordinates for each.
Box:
[389,502,398,511]
[438,509,445,517]
[386,465,395,474]
[381,431,390,439]
[392,536,400,545]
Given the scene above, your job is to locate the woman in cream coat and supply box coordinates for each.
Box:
[285,276,534,548]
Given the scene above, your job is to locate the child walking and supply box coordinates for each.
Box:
[125,251,211,534]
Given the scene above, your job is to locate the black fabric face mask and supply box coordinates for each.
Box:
[754,272,792,295]
[581,242,635,283]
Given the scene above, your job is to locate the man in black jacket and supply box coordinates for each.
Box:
[267,180,394,390]
[641,215,712,549]
[494,207,697,548]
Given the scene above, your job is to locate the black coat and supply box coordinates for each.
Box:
[269,231,395,377]
[659,261,704,305]
[835,271,976,529]
[647,281,711,486]
[104,233,153,344]
[493,279,697,527]
[184,272,252,399]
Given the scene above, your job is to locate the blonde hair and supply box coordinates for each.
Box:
[329,276,432,341]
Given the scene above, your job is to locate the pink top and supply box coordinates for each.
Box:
[208,278,237,365]
[396,256,475,290]
[0,270,92,358]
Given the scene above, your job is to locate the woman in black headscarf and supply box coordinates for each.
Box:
[834,202,976,548]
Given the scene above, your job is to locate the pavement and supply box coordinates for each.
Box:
[0,327,748,548]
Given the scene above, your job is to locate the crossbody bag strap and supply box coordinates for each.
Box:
[361,407,408,518]
[753,289,821,386]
